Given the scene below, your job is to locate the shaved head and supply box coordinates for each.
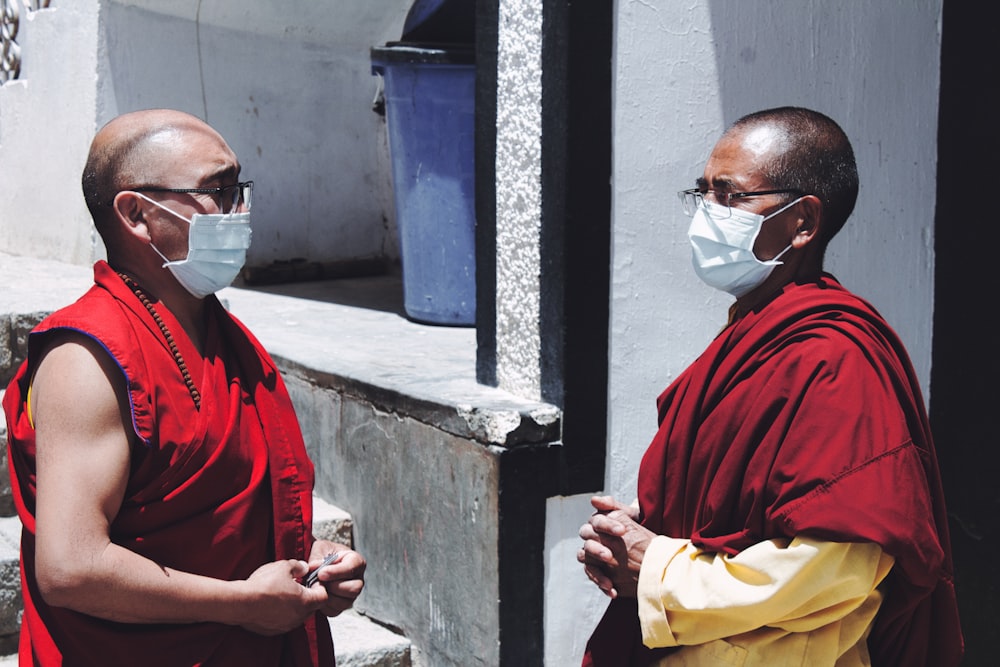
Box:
[725,107,858,245]
[81,109,225,235]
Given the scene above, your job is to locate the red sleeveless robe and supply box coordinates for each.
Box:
[3,261,334,666]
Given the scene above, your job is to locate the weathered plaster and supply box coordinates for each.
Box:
[1,0,413,271]
[0,2,101,265]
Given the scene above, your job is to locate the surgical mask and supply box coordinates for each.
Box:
[137,194,252,298]
[687,198,801,298]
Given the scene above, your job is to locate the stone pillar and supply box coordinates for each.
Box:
[494,0,545,400]
[477,0,611,492]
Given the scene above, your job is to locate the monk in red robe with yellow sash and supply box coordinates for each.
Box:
[579,107,962,666]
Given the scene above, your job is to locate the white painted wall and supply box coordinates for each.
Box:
[0,1,101,265]
[544,2,942,665]
[1,0,414,270]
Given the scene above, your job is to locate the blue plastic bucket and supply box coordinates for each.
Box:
[372,44,476,326]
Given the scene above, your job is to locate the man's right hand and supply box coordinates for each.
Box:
[236,559,329,636]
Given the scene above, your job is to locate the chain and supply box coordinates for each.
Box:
[2,2,53,84]
[1,0,21,84]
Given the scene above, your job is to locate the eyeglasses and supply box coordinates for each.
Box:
[678,187,802,218]
[129,181,253,213]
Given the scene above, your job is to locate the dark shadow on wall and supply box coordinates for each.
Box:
[932,1,1000,664]
[242,271,407,318]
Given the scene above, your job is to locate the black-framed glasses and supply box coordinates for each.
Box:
[129,181,253,213]
[678,187,802,218]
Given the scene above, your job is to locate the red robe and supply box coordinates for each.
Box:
[3,261,334,666]
[584,275,962,666]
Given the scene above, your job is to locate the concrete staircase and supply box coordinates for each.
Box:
[0,255,413,666]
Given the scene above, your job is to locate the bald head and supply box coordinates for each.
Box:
[81,109,229,235]
[725,107,859,245]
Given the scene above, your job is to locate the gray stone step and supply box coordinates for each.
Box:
[330,609,413,667]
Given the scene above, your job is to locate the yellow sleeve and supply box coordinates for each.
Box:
[26,381,34,429]
[637,535,894,648]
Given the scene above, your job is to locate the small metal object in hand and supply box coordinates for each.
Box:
[304,551,343,587]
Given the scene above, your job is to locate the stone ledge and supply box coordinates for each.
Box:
[0,253,562,448]
[0,253,94,388]
[220,283,561,448]
[0,252,555,665]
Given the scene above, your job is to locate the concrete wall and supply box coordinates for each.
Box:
[543,2,943,664]
[1,0,412,272]
[286,374,502,667]
[0,1,101,265]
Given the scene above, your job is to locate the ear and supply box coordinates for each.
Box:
[790,194,823,249]
[111,191,153,242]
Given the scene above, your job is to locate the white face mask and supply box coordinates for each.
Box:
[687,198,801,298]
[136,193,253,299]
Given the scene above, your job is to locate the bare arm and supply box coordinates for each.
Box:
[31,332,327,635]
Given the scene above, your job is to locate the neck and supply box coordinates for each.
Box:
[733,257,823,319]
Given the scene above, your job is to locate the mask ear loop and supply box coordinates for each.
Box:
[131,192,195,225]
[131,192,193,267]
[761,195,806,223]
[756,196,806,264]
[149,243,176,268]
[765,243,794,265]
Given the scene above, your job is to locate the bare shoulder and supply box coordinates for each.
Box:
[30,329,131,445]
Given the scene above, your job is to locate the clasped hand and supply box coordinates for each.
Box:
[241,540,366,636]
[577,495,655,599]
